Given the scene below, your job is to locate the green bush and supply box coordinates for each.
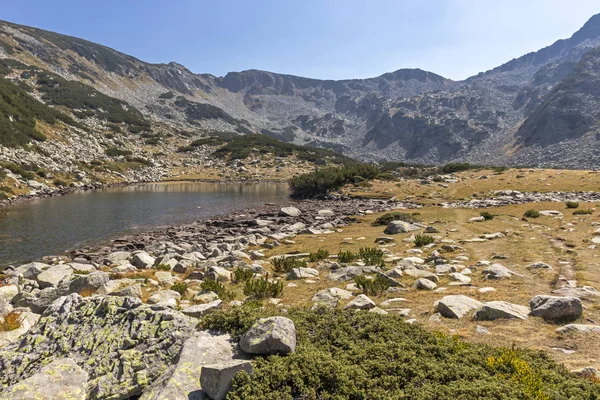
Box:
[243,276,284,299]
[358,247,384,267]
[372,212,416,226]
[480,211,494,220]
[565,201,579,209]
[0,162,36,180]
[52,179,68,187]
[198,307,600,400]
[290,163,380,199]
[170,282,188,296]
[105,147,132,157]
[337,250,358,264]
[158,91,175,99]
[354,274,390,296]
[153,264,171,271]
[201,279,233,300]
[414,234,435,247]
[524,209,540,218]
[440,162,479,174]
[308,249,329,262]
[234,268,254,283]
[573,209,593,215]
[272,257,307,274]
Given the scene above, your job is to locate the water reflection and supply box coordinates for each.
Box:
[0,182,289,266]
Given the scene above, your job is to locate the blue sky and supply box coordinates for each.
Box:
[1,0,599,80]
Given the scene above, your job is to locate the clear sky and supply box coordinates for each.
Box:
[1,0,598,80]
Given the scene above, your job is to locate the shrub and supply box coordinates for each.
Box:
[573,209,593,215]
[272,257,307,274]
[414,234,435,247]
[234,268,254,283]
[289,163,380,199]
[440,162,479,174]
[565,201,579,209]
[480,211,494,220]
[171,282,188,296]
[154,264,171,271]
[308,249,329,262]
[358,247,384,267]
[0,162,36,180]
[524,209,540,218]
[52,179,68,187]
[158,91,175,99]
[337,250,358,264]
[105,147,132,157]
[372,212,416,226]
[201,279,233,300]
[197,307,600,399]
[243,276,284,299]
[354,274,390,296]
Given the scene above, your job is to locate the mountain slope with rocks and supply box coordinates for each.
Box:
[1,14,600,185]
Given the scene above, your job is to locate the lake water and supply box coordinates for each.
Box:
[0,182,289,266]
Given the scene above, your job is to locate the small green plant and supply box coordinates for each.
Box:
[243,276,284,299]
[354,274,391,296]
[154,264,171,271]
[308,249,330,262]
[337,250,358,264]
[372,212,416,226]
[52,179,68,187]
[272,257,307,274]
[358,247,385,267]
[414,234,435,247]
[201,279,234,300]
[565,201,579,209]
[480,211,494,220]
[573,209,593,215]
[171,282,188,296]
[523,209,540,218]
[234,268,254,283]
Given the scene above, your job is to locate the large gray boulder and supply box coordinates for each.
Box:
[14,262,49,279]
[556,324,600,335]
[279,207,302,217]
[0,295,196,399]
[68,271,110,294]
[343,294,376,310]
[384,221,420,234]
[287,267,319,280]
[200,360,253,400]
[240,316,296,355]
[436,295,482,319]
[473,301,529,321]
[141,331,235,400]
[131,252,156,269]
[311,288,353,309]
[0,358,88,400]
[413,278,437,290]
[36,265,73,289]
[529,295,582,322]
[0,285,18,303]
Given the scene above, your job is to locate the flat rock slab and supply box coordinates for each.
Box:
[436,295,482,319]
[556,324,600,335]
[181,300,223,318]
[473,301,529,321]
[0,358,88,400]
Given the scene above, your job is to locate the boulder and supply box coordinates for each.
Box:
[111,284,143,299]
[556,324,600,335]
[69,271,109,294]
[67,263,96,273]
[206,266,232,282]
[279,207,302,217]
[529,295,582,322]
[181,300,223,318]
[343,294,376,310]
[0,295,196,399]
[449,272,472,284]
[473,301,529,321]
[104,251,132,265]
[200,360,253,400]
[147,290,181,307]
[311,288,353,309]
[328,266,380,282]
[36,265,73,289]
[14,262,49,279]
[240,316,296,355]
[404,269,439,282]
[384,221,420,234]
[552,286,600,300]
[131,252,156,269]
[436,295,482,319]
[0,358,88,400]
[527,262,553,270]
[482,264,514,279]
[140,331,235,400]
[0,297,12,318]
[0,285,19,303]
[287,267,319,280]
[413,278,437,290]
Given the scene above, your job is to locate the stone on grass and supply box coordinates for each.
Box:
[527,262,553,270]
[436,295,482,319]
[473,301,529,321]
[0,358,88,400]
[240,316,296,355]
[384,220,420,234]
[200,360,253,400]
[344,294,376,310]
[414,278,437,290]
[529,295,582,322]
[556,324,600,335]
[287,267,319,280]
[181,300,223,318]
[482,264,514,279]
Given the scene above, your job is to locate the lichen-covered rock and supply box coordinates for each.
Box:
[0,294,196,399]
[141,331,235,400]
[240,316,296,355]
[200,360,253,400]
[0,358,88,400]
